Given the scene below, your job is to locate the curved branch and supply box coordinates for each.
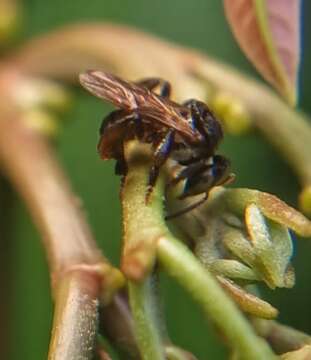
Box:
[9,23,311,213]
[0,114,103,275]
[0,111,113,359]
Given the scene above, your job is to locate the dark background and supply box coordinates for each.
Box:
[8,1,311,359]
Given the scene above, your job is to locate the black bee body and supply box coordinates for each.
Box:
[80,71,233,218]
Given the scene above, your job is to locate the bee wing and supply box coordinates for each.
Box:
[80,70,139,110]
[80,70,199,141]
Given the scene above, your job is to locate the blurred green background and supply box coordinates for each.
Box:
[5,1,311,359]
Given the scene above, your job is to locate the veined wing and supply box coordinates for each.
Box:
[80,70,200,141]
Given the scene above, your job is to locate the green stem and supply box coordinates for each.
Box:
[122,142,167,360]
[122,142,196,360]
[128,277,196,360]
[157,235,276,360]
[128,277,166,360]
[122,141,276,360]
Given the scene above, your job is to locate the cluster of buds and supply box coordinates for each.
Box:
[168,185,311,319]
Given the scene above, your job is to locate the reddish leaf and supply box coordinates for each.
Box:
[223,0,301,106]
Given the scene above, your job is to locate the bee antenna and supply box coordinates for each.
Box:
[165,193,208,220]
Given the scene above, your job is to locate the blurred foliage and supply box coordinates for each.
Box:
[7,1,311,359]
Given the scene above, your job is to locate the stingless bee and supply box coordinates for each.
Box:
[79,70,234,218]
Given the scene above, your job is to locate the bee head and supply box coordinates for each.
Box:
[185,99,223,150]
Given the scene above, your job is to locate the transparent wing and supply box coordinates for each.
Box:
[80,70,199,141]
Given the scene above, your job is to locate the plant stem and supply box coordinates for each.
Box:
[48,270,99,359]
[0,178,14,360]
[122,140,276,360]
[0,114,104,274]
[10,23,311,202]
[128,277,165,360]
[121,142,167,359]
[99,292,141,359]
[0,66,141,359]
[193,56,311,190]
[0,111,108,359]
[157,236,275,360]
[252,318,311,355]
[122,142,198,360]
[120,143,166,281]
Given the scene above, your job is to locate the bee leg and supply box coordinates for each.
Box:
[165,193,208,220]
[180,155,232,199]
[100,109,135,136]
[165,156,231,220]
[166,159,204,191]
[136,78,171,98]
[98,110,138,160]
[145,130,175,202]
[165,161,210,220]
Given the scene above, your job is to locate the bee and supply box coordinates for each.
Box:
[79,70,234,219]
